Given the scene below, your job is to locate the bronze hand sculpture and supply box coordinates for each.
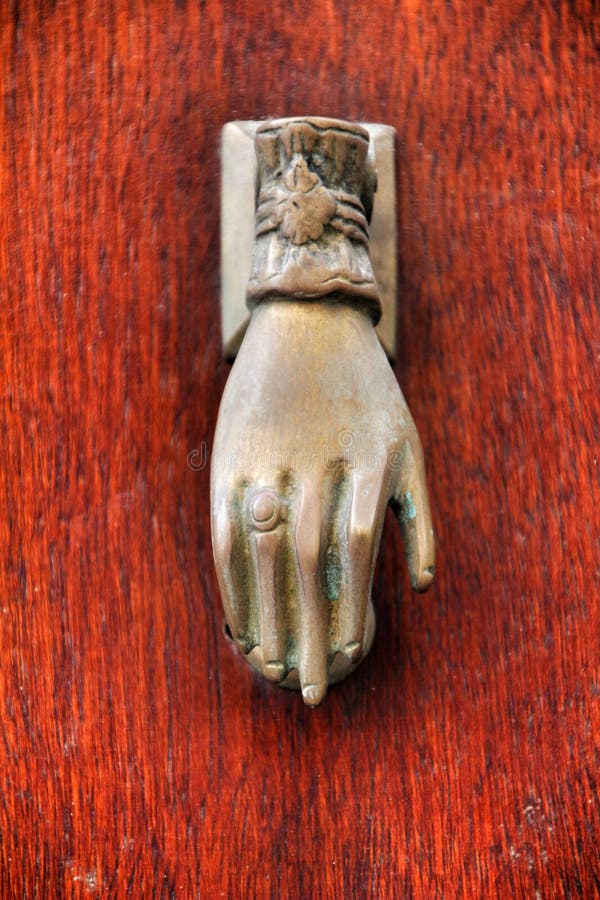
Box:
[212,118,434,706]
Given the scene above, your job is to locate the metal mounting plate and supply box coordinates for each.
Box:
[221,120,397,360]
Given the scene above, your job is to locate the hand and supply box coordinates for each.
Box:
[211,300,434,706]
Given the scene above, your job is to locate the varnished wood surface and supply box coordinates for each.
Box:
[0,1,599,896]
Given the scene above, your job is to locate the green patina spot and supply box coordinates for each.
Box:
[400,491,417,523]
[325,546,342,602]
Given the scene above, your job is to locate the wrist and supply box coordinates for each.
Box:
[245,117,382,326]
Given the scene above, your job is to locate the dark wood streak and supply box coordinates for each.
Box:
[0,0,599,896]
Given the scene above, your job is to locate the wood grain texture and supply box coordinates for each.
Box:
[0,1,599,896]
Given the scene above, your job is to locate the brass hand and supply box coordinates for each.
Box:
[211,301,434,706]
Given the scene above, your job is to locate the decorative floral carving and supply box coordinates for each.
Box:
[248,117,381,325]
[275,157,336,245]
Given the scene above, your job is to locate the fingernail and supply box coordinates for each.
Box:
[343,641,363,663]
[264,660,286,683]
[301,683,327,707]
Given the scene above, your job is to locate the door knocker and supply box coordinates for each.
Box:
[212,117,434,706]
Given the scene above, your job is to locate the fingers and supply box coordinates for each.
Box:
[216,466,388,704]
[212,491,242,641]
[338,467,388,663]
[293,478,329,707]
[213,485,264,652]
[249,490,286,683]
[391,433,435,592]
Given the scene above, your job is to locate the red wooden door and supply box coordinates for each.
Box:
[1,2,599,896]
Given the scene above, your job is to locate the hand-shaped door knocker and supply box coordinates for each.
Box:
[212,117,434,706]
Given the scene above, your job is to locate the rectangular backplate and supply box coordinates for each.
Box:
[221,121,397,360]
